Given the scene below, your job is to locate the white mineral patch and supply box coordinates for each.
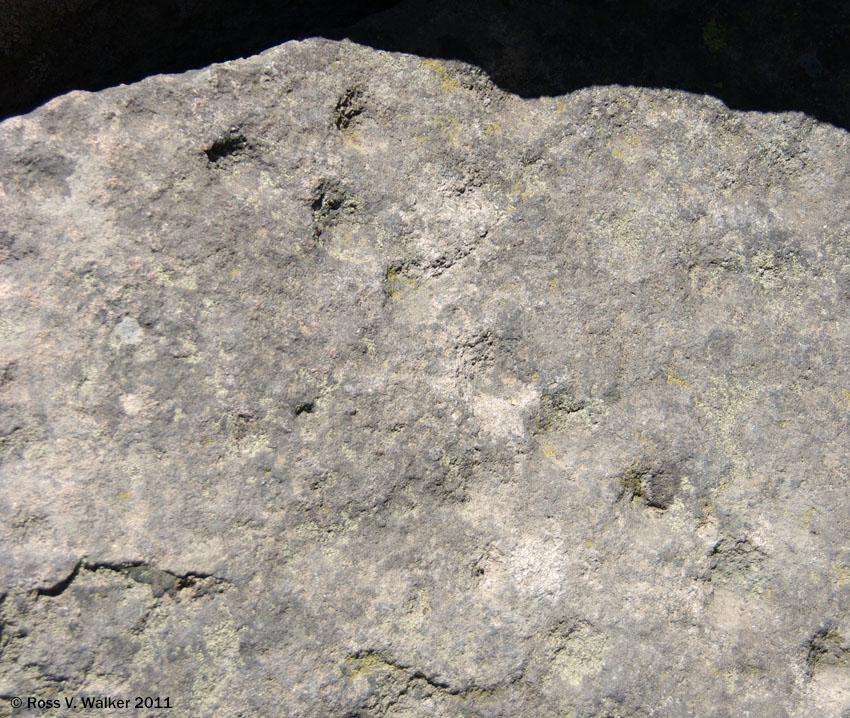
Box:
[114,317,143,345]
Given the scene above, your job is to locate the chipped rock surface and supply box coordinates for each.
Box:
[2,38,850,717]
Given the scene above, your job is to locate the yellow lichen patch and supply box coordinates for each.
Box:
[485,121,502,135]
[667,364,688,390]
[0,416,48,462]
[394,589,432,633]
[621,465,645,501]
[832,562,850,586]
[385,265,419,301]
[188,614,242,713]
[609,134,641,159]
[77,364,100,399]
[548,278,559,292]
[323,227,375,265]
[747,248,807,291]
[424,58,461,94]
[843,389,850,404]
[556,100,567,113]
[512,179,529,201]
[150,261,197,290]
[435,114,461,147]
[511,176,537,201]
[510,163,547,202]
[345,652,402,678]
[803,508,815,530]
[547,623,608,686]
[665,494,699,532]
[342,129,364,148]
[588,206,662,282]
[694,376,764,486]
[233,433,271,458]
[542,443,562,461]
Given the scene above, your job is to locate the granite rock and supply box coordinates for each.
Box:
[2,38,850,717]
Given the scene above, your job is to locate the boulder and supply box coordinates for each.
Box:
[1,38,850,716]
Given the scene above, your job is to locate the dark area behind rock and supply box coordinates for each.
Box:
[2,0,850,130]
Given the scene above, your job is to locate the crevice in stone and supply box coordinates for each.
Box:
[294,400,316,416]
[335,87,365,130]
[204,131,248,163]
[383,261,420,301]
[706,537,766,581]
[35,561,83,598]
[310,180,347,214]
[383,229,489,302]
[353,641,531,707]
[310,178,358,243]
[619,463,680,510]
[34,560,230,600]
[529,388,587,436]
[805,621,850,674]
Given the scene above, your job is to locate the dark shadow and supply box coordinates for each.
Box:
[0,0,399,120]
[2,0,849,132]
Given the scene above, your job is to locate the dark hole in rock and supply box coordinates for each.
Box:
[334,87,364,129]
[294,401,315,415]
[622,465,680,510]
[204,134,247,163]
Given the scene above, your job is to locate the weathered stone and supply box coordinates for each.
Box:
[4,1,850,132]
[2,37,850,716]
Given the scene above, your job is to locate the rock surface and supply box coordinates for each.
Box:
[4,0,850,131]
[2,38,850,717]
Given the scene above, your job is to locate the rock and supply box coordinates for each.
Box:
[0,0,400,120]
[4,1,850,132]
[2,37,850,716]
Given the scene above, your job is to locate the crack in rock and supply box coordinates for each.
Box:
[35,561,230,600]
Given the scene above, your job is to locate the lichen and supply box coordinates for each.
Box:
[424,58,461,94]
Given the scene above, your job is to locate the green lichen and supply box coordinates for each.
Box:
[622,467,644,500]
[435,114,462,146]
[385,262,420,301]
[424,58,461,94]
[531,391,586,435]
[546,622,608,687]
[0,416,47,462]
[807,627,850,670]
[666,363,688,390]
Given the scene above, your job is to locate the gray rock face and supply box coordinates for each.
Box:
[2,38,850,717]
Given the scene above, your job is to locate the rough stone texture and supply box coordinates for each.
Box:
[0,0,397,119]
[4,0,850,132]
[2,38,850,717]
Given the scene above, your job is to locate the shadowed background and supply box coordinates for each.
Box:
[2,0,849,128]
